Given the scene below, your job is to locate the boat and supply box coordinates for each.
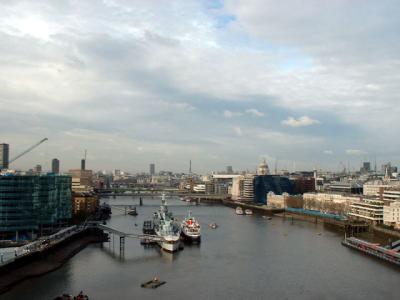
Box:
[127,206,138,216]
[141,277,166,289]
[152,194,181,252]
[180,211,201,243]
[235,207,243,215]
[209,223,218,229]
[184,196,192,202]
[244,209,253,215]
[53,291,89,300]
[342,237,400,266]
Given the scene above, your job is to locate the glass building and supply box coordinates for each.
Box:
[0,174,72,239]
[253,175,294,204]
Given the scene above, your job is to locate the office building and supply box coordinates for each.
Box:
[0,174,72,239]
[69,169,93,191]
[72,191,98,217]
[0,143,9,169]
[81,159,86,171]
[348,198,384,224]
[253,175,294,204]
[241,174,256,202]
[226,166,233,174]
[383,202,400,229]
[52,158,60,174]
[325,182,363,194]
[34,164,42,174]
[150,163,155,175]
[361,162,371,173]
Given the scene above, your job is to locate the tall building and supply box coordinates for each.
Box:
[226,166,233,174]
[52,158,60,174]
[241,174,255,202]
[81,159,86,171]
[34,164,42,174]
[0,174,72,239]
[253,175,294,204]
[362,162,371,173]
[150,163,155,175]
[0,143,9,169]
[69,169,93,191]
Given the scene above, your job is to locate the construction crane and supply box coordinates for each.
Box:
[9,138,48,164]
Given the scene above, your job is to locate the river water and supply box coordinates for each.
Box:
[3,196,400,300]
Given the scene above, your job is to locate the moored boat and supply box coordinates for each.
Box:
[127,206,138,216]
[181,211,201,243]
[244,209,253,215]
[235,207,243,215]
[153,194,181,252]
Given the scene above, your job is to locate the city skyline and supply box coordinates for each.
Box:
[1,1,400,173]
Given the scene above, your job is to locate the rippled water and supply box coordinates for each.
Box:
[3,196,400,300]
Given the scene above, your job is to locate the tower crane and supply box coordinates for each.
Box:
[9,138,48,164]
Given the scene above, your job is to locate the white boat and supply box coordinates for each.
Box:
[153,194,181,252]
[244,209,253,215]
[235,207,243,215]
[180,211,201,243]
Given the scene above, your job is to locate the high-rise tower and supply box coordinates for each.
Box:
[0,144,9,169]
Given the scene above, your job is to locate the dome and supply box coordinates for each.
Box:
[258,159,269,175]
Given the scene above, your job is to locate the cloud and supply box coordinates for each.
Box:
[323,150,333,155]
[245,108,264,117]
[0,1,399,172]
[223,110,242,118]
[233,126,243,136]
[282,116,320,127]
[346,149,366,155]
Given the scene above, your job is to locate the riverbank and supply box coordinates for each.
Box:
[0,228,107,294]
[222,200,284,215]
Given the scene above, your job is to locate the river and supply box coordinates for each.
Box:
[2,196,399,300]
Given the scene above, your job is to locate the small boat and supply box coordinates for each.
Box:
[127,207,138,216]
[141,277,166,289]
[267,217,272,220]
[235,207,243,215]
[244,209,253,215]
[53,291,89,300]
[209,223,218,229]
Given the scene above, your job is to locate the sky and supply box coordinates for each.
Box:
[1,0,399,174]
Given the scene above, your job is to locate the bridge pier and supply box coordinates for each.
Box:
[120,236,125,257]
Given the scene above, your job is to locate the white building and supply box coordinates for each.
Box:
[348,198,384,224]
[363,180,400,196]
[231,175,244,201]
[241,174,255,202]
[303,192,360,214]
[382,190,400,202]
[383,202,400,229]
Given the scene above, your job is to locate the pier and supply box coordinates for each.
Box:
[97,224,165,257]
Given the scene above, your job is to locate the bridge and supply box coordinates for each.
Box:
[96,224,163,257]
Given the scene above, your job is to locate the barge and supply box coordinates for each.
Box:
[342,237,400,266]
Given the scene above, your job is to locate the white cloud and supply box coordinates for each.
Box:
[346,149,366,155]
[1,1,400,171]
[233,126,243,136]
[223,110,242,118]
[282,116,320,127]
[323,150,333,155]
[245,108,264,117]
